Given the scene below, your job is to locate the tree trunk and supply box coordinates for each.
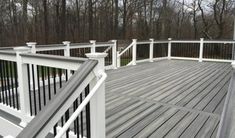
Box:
[88,0,93,40]
[22,0,28,42]
[161,0,167,39]
[61,0,66,41]
[123,0,127,39]
[43,0,48,44]
[114,0,118,39]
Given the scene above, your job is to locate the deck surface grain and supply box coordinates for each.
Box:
[105,60,232,138]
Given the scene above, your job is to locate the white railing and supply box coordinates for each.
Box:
[0,48,107,138]
[26,40,117,70]
[117,38,235,67]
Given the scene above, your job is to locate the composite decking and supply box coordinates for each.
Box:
[105,60,232,138]
[0,60,232,138]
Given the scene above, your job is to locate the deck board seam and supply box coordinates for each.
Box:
[109,93,220,119]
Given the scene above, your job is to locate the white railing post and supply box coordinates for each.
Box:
[111,40,117,69]
[168,38,172,59]
[132,39,137,65]
[63,41,72,77]
[63,41,71,57]
[117,51,121,68]
[14,47,31,127]
[90,40,96,53]
[26,42,38,90]
[149,38,154,62]
[85,52,107,138]
[199,38,204,62]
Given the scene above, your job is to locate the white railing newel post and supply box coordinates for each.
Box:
[199,38,204,62]
[63,41,72,77]
[90,40,96,53]
[86,52,107,138]
[168,38,172,59]
[63,41,71,57]
[26,42,38,90]
[132,39,137,65]
[14,47,31,127]
[149,38,154,62]
[117,51,121,68]
[111,40,117,69]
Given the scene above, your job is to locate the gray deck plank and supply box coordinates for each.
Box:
[175,66,230,109]
[105,60,231,138]
[164,112,199,138]
[195,116,219,138]
[132,108,179,138]
[106,103,161,138]
[149,110,189,137]
[152,63,223,101]
[179,114,209,138]
[138,63,219,99]
[116,106,170,138]
[161,63,229,104]
[203,83,228,113]
[214,94,226,114]
[168,64,230,106]
[185,70,231,109]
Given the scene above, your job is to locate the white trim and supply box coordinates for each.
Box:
[170,57,199,61]
[171,40,200,43]
[0,116,22,137]
[136,41,151,45]
[202,58,233,63]
[0,103,33,124]
[136,57,168,64]
[204,40,235,44]
[105,65,114,70]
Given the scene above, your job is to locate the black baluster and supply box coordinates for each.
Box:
[10,62,15,108]
[41,66,46,106]
[27,65,33,115]
[37,66,42,111]
[85,85,91,138]
[14,62,19,109]
[32,65,37,115]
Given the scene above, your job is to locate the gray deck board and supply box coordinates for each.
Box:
[106,60,232,138]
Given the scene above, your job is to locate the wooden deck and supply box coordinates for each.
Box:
[105,60,232,138]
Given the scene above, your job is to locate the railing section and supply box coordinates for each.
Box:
[117,38,235,67]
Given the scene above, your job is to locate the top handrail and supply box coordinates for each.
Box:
[0,50,17,61]
[16,59,98,138]
[20,53,87,70]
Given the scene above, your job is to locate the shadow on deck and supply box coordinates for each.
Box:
[105,60,232,138]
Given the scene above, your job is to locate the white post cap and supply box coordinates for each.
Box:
[90,40,96,43]
[132,39,137,42]
[26,42,37,47]
[62,41,70,45]
[149,38,154,41]
[168,38,172,40]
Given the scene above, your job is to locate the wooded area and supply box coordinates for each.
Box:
[0,0,235,46]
